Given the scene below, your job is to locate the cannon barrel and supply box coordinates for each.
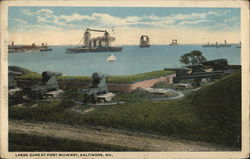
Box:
[164,68,188,71]
[91,72,106,86]
[42,71,62,77]
[199,58,228,65]
[92,72,104,81]
[83,72,108,103]
[42,71,62,81]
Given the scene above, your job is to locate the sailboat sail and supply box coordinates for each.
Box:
[107,54,116,62]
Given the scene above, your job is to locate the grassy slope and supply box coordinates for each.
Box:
[184,70,241,145]
[9,66,34,74]
[9,66,41,80]
[75,70,242,147]
[9,68,241,148]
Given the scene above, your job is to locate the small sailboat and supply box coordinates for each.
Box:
[107,54,116,62]
[236,41,241,48]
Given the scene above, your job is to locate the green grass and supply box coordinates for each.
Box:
[12,65,174,84]
[9,66,41,80]
[17,72,41,80]
[9,66,241,148]
[58,76,92,82]
[9,133,140,151]
[78,71,241,147]
[9,66,34,75]
[183,70,241,146]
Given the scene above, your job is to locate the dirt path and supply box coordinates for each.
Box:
[9,120,232,151]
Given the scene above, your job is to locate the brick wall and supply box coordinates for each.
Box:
[108,74,175,92]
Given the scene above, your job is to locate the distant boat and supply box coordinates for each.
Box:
[139,35,150,48]
[107,54,116,62]
[202,42,214,47]
[202,40,231,48]
[169,39,178,45]
[8,41,52,53]
[67,28,122,53]
[236,41,241,48]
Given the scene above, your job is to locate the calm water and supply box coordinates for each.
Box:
[8,45,240,76]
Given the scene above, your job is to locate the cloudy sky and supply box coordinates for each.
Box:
[8,7,240,45]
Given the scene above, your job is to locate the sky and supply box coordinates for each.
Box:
[8,7,241,45]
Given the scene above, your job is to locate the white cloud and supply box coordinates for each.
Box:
[169,10,229,22]
[224,16,240,23]
[16,9,237,32]
[37,9,54,15]
[21,9,80,28]
[124,16,142,23]
[92,13,129,26]
[22,9,33,16]
[14,18,28,24]
[147,15,160,21]
[22,9,53,16]
[10,9,239,45]
[37,16,51,23]
[57,13,94,22]
[10,22,64,32]
[177,19,210,26]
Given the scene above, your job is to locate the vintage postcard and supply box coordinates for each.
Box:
[0,0,249,158]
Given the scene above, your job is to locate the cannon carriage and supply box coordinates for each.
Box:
[76,72,118,104]
[165,58,236,86]
[24,71,63,99]
[8,70,22,89]
[80,72,109,103]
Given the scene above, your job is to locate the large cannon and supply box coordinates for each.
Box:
[8,70,23,105]
[83,72,108,103]
[24,71,62,99]
[165,58,235,86]
[199,58,229,71]
[8,70,22,89]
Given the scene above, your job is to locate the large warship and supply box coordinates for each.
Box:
[8,41,52,53]
[169,39,178,45]
[67,28,122,53]
[202,40,231,48]
[139,35,150,47]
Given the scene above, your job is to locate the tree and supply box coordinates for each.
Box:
[179,50,207,65]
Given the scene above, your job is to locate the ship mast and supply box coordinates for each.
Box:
[83,28,114,48]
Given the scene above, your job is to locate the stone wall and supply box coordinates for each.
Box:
[17,74,175,93]
[108,74,175,92]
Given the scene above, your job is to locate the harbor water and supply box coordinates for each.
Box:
[8,45,240,76]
